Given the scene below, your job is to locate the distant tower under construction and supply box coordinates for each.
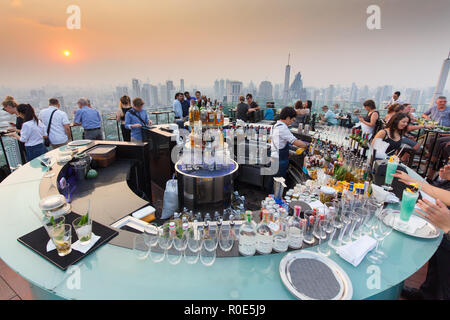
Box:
[282,54,291,105]
[430,51,450,107]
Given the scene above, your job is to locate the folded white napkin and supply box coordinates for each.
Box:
[336,235,377,267]
[71,233,100,254]
[46,233,100,254]
[393,215,426,234]
[371,184,399,204]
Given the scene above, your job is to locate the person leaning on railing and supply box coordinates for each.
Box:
[392,169,450,300]
[116,95,132,142]
[73,98,103,141]
[1,96,27,163]
[124,97,152,142]
[6,104,47,161]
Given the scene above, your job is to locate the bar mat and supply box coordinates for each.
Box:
[17,212,118,271]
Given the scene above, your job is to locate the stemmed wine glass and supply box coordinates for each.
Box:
[366,210,393,264]
[40,155,55,178]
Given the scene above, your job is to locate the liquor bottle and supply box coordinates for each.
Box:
[238,211,257,256]
[207,102,215,127]
[288,206,304,249]
[188,102,195,127]
[200,101,207,127]
[272,216,289,253]
[255,211,274,254]
[193,101,200,126]
[215,104,224,127]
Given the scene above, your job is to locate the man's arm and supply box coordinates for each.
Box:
[422,108,432,120]
[73,109,82,125]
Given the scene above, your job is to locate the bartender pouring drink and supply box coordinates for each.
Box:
[268,107,309,193]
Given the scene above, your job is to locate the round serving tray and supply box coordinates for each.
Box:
[279,250,353,300]
[381,209,440,239]
[68,140,91,147]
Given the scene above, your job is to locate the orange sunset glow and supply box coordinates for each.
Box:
[0,0,449,88]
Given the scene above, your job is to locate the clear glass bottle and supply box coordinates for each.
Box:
[272,216,289,253]
[255,211,274,254]
[288,207,305,249]
[238,211,257,256]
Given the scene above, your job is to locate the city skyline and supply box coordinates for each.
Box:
[1,0,449,89]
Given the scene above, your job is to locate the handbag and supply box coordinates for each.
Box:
[44,109,57,147]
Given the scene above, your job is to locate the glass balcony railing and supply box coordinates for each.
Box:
[0,101,436,182]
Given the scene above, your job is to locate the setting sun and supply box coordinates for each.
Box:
[63,50,71,57]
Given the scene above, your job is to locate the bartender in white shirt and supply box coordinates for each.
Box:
[268,107,309,193]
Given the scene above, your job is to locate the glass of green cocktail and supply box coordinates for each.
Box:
[399,184,420,223]
[384,156,399,191]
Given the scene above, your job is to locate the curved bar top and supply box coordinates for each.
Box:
[0,148,442,300]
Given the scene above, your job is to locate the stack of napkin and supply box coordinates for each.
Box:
[336,235,377,267]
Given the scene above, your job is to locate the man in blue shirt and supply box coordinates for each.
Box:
[74,97,103,140]
[321,105,338,126]
[125,97,152,142]
[173,93,183,119]
[422,96,450,127]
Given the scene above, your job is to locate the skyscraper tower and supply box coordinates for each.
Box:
[180,79,185,93]
[282,54,291,105]
[430,52,450,107]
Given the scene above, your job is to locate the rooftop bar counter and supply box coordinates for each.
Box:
[0,137,443,300]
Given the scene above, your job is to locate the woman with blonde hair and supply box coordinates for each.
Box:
[116,95,132,141]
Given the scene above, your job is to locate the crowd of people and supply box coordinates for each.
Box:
[1,95,106,162]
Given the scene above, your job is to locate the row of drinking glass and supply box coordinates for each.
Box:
[314,198,393,264]
[133,222,236,266]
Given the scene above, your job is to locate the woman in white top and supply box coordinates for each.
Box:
[7,104,47,161]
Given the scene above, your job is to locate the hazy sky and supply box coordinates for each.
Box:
[1,0,449,89]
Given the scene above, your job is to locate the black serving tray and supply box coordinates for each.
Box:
[17,212,118,271]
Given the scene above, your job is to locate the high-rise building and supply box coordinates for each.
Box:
[214,80,220,100]
[408,90,421,105]
[360,85,369,101]
[150,85,159,108]
[180,79,185,93]
[289,72,304,100]
[115,86,129,101]
[247,81,257,97]
[326,85,335,106]
[274,84,281,100]
[160,85,168,106]
[219,79,225,100]
[132,79,141,99]
[227,81,243,103]
[430,52,450,108]
[166,80,175,105]
[141,83,151,107]
[258,81,273,101]
[349,82,358,102]
[282,54,291,104]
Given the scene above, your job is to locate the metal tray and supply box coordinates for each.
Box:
[279,250,353,300]
[381,209,440,239]
[68,139,91,147]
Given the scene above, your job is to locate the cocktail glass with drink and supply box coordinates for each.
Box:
[72,214,93,245]
[50,224,72,256]
[399,183,420,225]
[384,155,399,191]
